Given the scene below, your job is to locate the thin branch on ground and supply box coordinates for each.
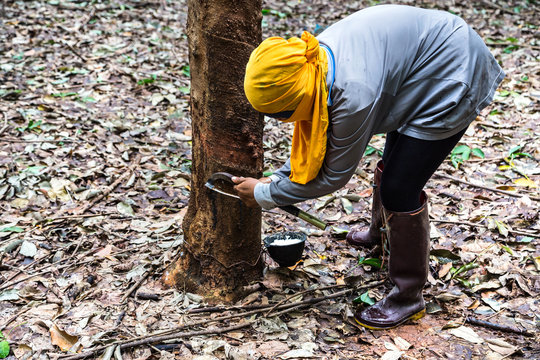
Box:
[466,316,535,337]
[477,0,520,15]
[431,218,539,238]
[435,173,540,201]
[0,111,8,135]
[57,281,383,359]
[0,138,81,143]
[73,155,141,215]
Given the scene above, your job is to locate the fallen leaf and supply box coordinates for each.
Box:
[95,244,114,258]
[500,273,536,296]
[381,350,403,360]
[513,94,532,109]
[438,262,453,278]
[49,178,73,202]
[534,256,540,271]
[467,299,481,310]
[435,292,463,302]
[19,240,37,257]
[430,223,443,239]
[0,289,20,301]
[257,341,289,357]
[253,317,288,340]
[393,336,412,351]
[482,296,503,312]
[50,324,78,351]
[486,338,517,356]
[0,340,9,358]
[472,280,502,293]
[442,320,463,330]
[449,325,483,344]
[117,201,135,216]
[151,93,164,106]
[513,177,537,188]
[357,187,373,197]
[126,265,147,281]
[340,197,353,215]
[279,349,314,359]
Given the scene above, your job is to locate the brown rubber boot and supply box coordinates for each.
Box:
[346,160,384,248]
[354,191,429,330]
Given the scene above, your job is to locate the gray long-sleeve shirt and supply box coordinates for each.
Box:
[255,5,505,209]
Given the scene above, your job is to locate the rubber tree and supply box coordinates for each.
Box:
[164,0,264,301]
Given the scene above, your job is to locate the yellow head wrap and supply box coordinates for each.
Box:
[244,31,329,184]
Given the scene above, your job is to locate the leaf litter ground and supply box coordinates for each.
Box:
[0,0,538,359]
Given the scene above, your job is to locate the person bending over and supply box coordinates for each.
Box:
[233,5,504,330]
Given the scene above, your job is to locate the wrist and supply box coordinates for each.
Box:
[254,182,277,210]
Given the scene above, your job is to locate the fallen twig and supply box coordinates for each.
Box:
[0,258,96,291]
[136,292,160,301]
[64,301,321,359]
[62,40,88,62]
[466,316,535,337]
[73,155,141,215]
[487,41,540,51]
[0,241,153,291]
[0,306,30,331]
[58,281,383,359]
[435,173,540,201]
[1,253,53,286]
[117,321,253,357]
[40,212,119,223]
[0,111,8,135]
[120,270,151,304]
[0,138,80,143]
[431,219,539,238]
[264,283,347,316]
[477,0,519,15]
[53,1,161,12]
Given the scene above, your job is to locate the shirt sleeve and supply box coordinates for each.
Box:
[254,182,276,209]
[271,159,291,181]
[255,159,291,209]
[262,100,377,208]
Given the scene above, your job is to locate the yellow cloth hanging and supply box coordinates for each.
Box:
[244,31,329,184]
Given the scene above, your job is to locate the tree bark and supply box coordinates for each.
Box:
[164,0,263,301]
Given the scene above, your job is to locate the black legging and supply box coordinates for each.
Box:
[380,128,467,212]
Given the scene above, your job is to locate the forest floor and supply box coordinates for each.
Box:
[0,0,539,359]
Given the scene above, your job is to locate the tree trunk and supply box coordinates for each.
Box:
[164,0,263,301]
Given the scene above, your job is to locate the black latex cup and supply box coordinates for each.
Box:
[264,231,306,267]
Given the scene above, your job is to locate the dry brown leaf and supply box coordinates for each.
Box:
[449,326,483,344]
[95,244,115,258]
[486,338,517,356]
[438,262,453,278]
[257,340,289,357]
[50,324,79,351]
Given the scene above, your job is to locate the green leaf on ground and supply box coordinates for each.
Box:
[137,74,156,85]
[0,226,24,233]
[0,340,9,358]
[353,291,376,305]
[52,92,78,97]
[471,148,485,158]
[358,256,382,269]
[181,65,190,77]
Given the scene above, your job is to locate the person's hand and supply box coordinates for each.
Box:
[231,176,260,208]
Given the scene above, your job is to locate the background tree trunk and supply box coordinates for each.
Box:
[164,0,263,301]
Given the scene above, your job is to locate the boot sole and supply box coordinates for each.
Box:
[354,309,425,330]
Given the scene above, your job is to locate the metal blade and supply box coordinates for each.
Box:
[205,182,240,199]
